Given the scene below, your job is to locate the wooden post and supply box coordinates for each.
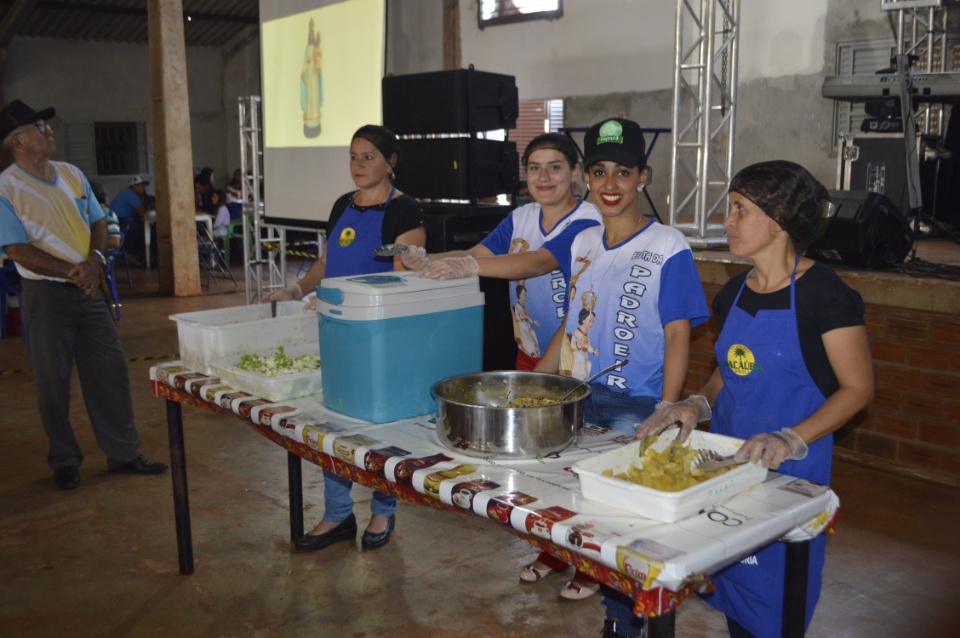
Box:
[443,0,461,70]
[148,0,200,296]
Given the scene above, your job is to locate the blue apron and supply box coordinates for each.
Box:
[324,188,396,278]
[708,255,830,638]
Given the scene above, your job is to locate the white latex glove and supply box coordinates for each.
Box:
[420,255,479,280]
[735,427,808,470]
[303,294,319,312]
[633,395,711,442]
[400,246,430,271]
[262,283,302,303]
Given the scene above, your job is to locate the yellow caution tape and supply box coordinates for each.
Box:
[0,353,180,376]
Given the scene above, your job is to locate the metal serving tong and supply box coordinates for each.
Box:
[558,360,628,403]
[690,448,747,476]
[373,243,409,257]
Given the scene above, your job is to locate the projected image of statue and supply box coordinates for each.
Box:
[301,18,323,138]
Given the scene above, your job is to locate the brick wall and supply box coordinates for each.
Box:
[690,284,960,485]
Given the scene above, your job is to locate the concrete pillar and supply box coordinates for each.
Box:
[148,0,200,295]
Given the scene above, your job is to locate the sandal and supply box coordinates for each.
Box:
[519,561,554,582]
[559,578,601,600]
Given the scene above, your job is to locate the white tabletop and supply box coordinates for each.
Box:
[150,361,838,593]
[143,211,214,269]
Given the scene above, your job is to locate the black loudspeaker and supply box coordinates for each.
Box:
[420,203,516,371]
[394,138,518,201]
[383,68,519,134]
[808,190,914,268]
[420,203,511,252]
[842,134,910,218]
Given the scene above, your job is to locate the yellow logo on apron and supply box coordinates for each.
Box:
[724,344,762,376]
[338,227,356,247]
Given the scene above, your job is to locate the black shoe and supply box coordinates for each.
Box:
[54,466,80,490]
[601,619,621,638]
[361,514,396,550]
[295,514,357,553]
[109,453,168,475]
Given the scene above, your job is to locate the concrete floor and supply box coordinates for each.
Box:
[1,256,958,638]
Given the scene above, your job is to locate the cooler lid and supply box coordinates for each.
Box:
[318,272,480,307]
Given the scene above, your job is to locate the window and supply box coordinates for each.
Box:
[95,122,142,175]
[479,0,562,29]
[508,99,564,181]
[63,121,152,178]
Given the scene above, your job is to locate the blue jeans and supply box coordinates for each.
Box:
[322,469,397,522]
[600,587,647,637]
[587,384,658,636]
[585,384,657,435]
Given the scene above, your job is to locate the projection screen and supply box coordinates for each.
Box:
[259,0,386,228]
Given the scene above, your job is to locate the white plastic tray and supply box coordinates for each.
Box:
[572,429,768,523]
[170,302,315,374]
[210,343,322,402]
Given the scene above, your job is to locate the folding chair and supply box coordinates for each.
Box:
[1,260,25,340]
[111,231,133,286]
[197,224,238,289]
[221,217,244,265]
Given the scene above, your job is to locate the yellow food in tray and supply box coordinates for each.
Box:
[498,396,560,408]
[602,439,734,492]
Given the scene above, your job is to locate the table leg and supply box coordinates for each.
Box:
[166,399,194,575]
[287,451,304,543]
[145,222,151,270]
[782,540,810,638]
[646,609,676,638]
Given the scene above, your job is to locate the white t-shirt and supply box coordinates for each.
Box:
[479,198,602,358]
[547,220,710,398]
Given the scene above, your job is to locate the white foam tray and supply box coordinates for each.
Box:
[210,343,322,402]
[572,429,768,523]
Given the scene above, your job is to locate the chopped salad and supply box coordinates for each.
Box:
[236,346,320,377]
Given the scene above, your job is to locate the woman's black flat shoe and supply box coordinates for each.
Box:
[361,515,396,550]
[295,514,357,552]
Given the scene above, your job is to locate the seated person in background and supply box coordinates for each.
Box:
[210,189,231,238]
[226,168,244,204]
[89,182,121,257]
[110,176,150,263]
[194,169,213,213]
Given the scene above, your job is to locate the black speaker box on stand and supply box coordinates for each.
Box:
[808,190,914,268]
[383,68,519,134]
[394,137,518,201]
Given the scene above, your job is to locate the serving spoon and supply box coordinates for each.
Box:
[373,243,409,257]
[558,360,628,403]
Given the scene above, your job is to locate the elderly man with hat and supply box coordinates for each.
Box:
[0,99,167,490]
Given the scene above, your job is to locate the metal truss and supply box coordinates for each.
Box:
[238,96,284,304]
[669,0,741,248]
[882,0,951,135]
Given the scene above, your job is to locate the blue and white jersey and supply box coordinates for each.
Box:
[547,221,710,398]
[0,161,103,281]
[480,198,601,358]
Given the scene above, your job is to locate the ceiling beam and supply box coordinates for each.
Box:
[0,1,258,24]
[0,0,42,47]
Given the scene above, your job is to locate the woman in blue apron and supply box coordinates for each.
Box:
[265,124,425,552]
[632,161,874,637]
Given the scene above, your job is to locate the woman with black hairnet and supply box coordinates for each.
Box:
[627,160,874,638]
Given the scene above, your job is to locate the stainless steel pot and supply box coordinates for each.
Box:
[431,371,589,459]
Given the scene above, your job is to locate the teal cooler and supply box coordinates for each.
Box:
[317,272,484,423]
